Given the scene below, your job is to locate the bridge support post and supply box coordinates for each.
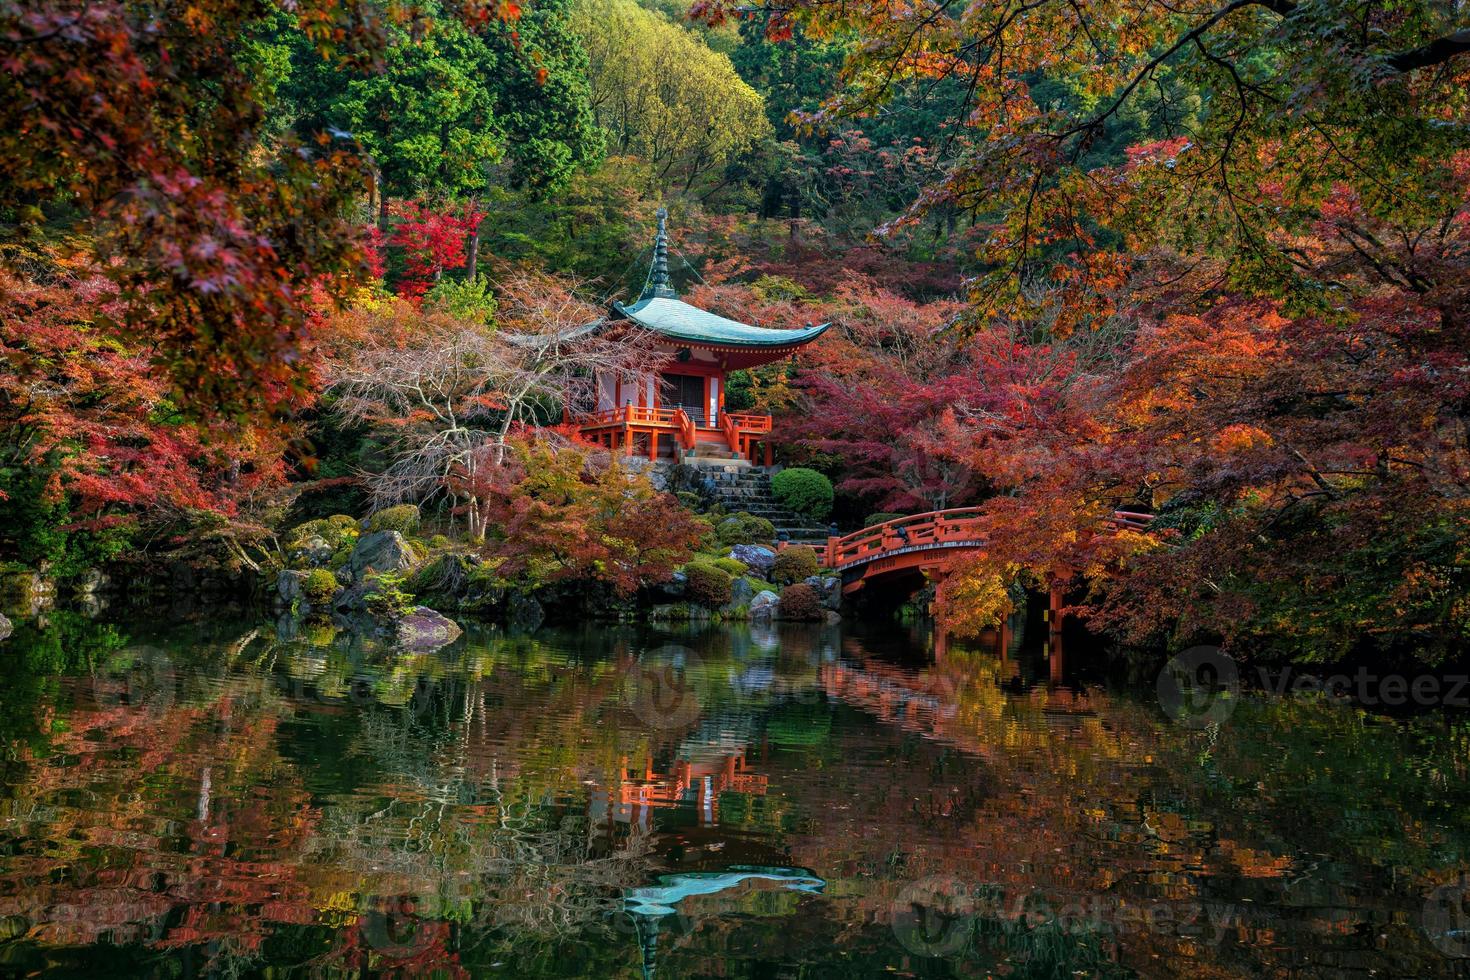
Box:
[1047,582,1065,683]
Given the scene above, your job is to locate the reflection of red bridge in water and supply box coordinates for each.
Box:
[807,507,1156,596]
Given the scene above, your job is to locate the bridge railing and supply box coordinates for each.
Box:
[816,507,1155,570]
[820,507,987,569]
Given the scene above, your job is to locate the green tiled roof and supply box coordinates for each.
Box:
[612,296,829,349]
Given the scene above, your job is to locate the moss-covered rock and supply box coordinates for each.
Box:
[368,504,421,535]
[285,515,359,569]
[717,512,776,547]
[303,568,338,605]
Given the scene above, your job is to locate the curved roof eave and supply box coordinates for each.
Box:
[611,297,830,349]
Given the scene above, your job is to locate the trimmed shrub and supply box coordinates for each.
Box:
[771,468,833,521]
[864,512,904,528]
[778,583,822,620]
[717,511,777,547]
[712,557,748,576]
[675,491,703,511]
[685,563,734,608]
[303,568,339,604]
[368,503,421,535]
[427,534,451,550]
[770,546,819,585]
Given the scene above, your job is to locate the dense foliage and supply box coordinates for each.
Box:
[3,0,1467,665]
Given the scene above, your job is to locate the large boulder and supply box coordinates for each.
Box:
[74,568,108,594]
[0,613,11,642]
[657,570,688,599]
[2,571,55,618]
[347,531,419,583]
[332,581,374,614]
[291,535,334,568]
[728,544,777,577]
[649,603,712,622]
[804,575,843,611]
[277,569,308,604]
[393,607,463,650]
[748,590,780,620]
[723,576,756,614]
[508,593,545,633]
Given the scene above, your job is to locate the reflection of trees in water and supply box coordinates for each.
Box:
[5,619,1470,978]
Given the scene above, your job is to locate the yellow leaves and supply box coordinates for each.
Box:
[1213,424,1275,455]
[572,0,770,190]
[936,553,1021,637]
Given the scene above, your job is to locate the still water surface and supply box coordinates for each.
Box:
[1,612,1469,977]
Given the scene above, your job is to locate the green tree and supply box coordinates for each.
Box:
[573,0,772,194]
[281,0,600,216]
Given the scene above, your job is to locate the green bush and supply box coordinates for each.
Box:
[303,568,339,604]
[770,546,819,586]
[865,512,903,528]
[423,275,497,325]
[717,511,777,547]
[364,571,415,619]
[691,515,719,551]
[712,557,749,576]
[778,583,822,620]
[368,504,421,535]
[675,490,703,511]
[771,468,833,521]
[427,534,452,549]
[685,563,733,608]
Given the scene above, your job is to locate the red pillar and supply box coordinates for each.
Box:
[1048,582,1064,683]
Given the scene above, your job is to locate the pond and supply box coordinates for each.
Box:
[1,611,1469,977]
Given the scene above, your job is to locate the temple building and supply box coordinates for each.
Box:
[569,209,829,464]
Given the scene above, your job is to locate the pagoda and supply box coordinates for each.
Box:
[569,209,829,465]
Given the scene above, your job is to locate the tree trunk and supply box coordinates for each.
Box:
[466,223,481,282]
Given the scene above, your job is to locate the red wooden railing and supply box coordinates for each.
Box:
[812,508,1156,570]
[818,507,987,569]
[569,405,773,461]
[674,408,695,450]
[578,405,680,427]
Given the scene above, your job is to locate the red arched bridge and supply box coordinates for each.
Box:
[802,508,1156,596]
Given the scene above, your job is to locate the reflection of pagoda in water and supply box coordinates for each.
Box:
[592,749,769,833]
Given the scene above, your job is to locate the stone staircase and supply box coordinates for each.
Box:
[679,457,832,546]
